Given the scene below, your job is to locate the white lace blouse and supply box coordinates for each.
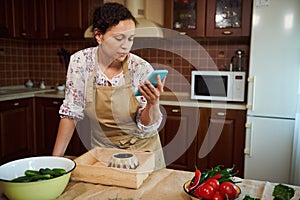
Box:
[59,46,162,132]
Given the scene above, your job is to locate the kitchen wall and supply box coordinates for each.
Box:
[103,0,164,26]
[0,37,249,92]
[0,38,96,87]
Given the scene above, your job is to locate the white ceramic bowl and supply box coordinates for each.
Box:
[57,85,65,91]
[0,156,76,200]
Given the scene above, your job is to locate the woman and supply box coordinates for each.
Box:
[52,2,166,169]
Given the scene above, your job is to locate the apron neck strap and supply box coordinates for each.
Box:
[121,55,131,85]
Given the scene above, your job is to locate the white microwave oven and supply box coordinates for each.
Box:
[191,71,246,102]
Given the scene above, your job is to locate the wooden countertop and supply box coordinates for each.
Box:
[1,168,299,200]
[0,87,247,110]
[56,168,300,200]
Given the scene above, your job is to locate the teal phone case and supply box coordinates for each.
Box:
[135,70,168,96]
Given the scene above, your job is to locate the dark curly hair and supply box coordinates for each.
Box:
[92,2,137,35]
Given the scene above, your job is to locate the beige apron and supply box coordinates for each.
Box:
[83,53,165,169]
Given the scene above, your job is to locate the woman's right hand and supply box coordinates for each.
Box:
[138,75,166,105]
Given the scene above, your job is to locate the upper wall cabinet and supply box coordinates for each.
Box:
[46,0,88,39]
[0,0,13,37]
[0,0,47,39]
[164,0,252,38]
[47,0,103,39]
[0,0,103,39]
[164,0,206,37]
[13,0,47,39]
[206,0,252,37]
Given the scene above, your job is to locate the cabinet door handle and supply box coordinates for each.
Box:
[216,112,226,116]
[13,102,20,106]
[222,30,232,35]
[21,32,27,36]
[52,101,60,105]
[171,109,180,113]
[64,33,70,37]
[179,32,186,35]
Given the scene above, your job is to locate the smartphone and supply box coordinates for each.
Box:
[134,70,168,96]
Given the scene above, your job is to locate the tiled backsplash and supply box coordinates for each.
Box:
[0,37,249,92]
[0,38,97,87]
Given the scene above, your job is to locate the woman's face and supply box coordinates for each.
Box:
[98,19,135,63]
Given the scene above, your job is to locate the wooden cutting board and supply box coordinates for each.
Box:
[71,147,155,189]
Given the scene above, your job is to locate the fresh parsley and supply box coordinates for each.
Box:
[272,184,295,200]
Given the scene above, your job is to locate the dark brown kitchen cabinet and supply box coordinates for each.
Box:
[164,0,252,38]
[12,0,47,39]
[0,98,34,165]
[0,0,102,39]
[35,97,87,156]
[46,0,87,39]
[206,0,252,37]
[197,108,246,177]
[159,105,199,171]
[0,0,13,37]
[159,105,246,177]
[46,0,103,39]
[164,0,206,37]
[0,0,47,39]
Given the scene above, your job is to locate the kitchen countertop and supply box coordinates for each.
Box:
[57,168,300,200]
[159,92,247,110]
[0,86,247,110]
[1,167,299,200]
[1,167,299,199]
[0,86,56,101]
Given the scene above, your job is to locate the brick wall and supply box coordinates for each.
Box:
[0,37,249,92]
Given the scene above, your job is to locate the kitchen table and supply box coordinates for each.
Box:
[56,168,300,200]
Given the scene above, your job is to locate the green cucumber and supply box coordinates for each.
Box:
[24,170,40,177]
[12,174,52,182]
[52,168,67,176]
[29,174,52,181]
[12,176,31,182]
[39,168,56,176]
[11,168,67,182]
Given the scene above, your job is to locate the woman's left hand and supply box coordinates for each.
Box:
[138,75,166,105]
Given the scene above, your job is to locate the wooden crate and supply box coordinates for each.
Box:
[71,147,155,189]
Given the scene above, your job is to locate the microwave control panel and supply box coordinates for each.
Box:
[232,72,246,101]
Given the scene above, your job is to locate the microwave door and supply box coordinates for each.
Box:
[193,74,230,101]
